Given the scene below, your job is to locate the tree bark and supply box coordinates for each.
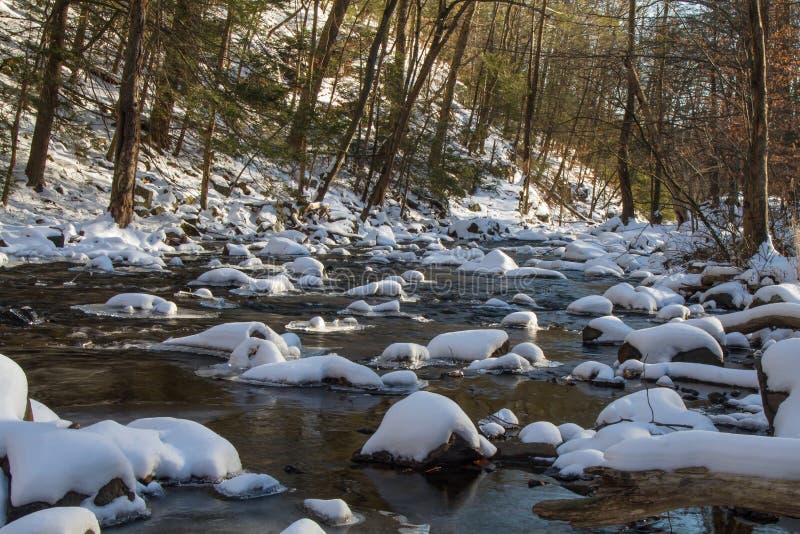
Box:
[427,2,475,171]
[314,0,399,203]
[616,0,637,224]
[24,0,70,192]
[520,0,547,214]
[742,0,770,258]
[109,0,150,228]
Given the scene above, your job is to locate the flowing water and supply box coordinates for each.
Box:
[0,243,791,533]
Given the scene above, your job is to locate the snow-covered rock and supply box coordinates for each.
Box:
[566,295,613,316]
[163,321,290,357]
[104,293,177,315]
[354,391,496,467]
[752,283,800,306]
[214,473,285,499]
[303,498,358,526]
[519,421,562,446]
[259,237,309,256]
[285,256,325,278]
[190,267,253,286]
[345,280,404,297]
[229,338,286,369]
[240,355,383,389]
[0,354,27,421]
[0,507,100,534]
[510,342,548,365]
[617,359,758,389]
[280,518,326,534]
[761,338,800,438]
[582,316,633,344]
[603,283,656,313]
[466,353,532,373]
[619,323,724,365]
[500,310,538,329]
[375,343,430,368]
[700,281,752,310]
[655,304,690,322]
[596,388,716,433]
[427,329,508,361]
[457,249,518,274]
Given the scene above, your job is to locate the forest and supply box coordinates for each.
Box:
[0,0,799,532]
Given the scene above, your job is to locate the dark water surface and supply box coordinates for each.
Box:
[0,244,789,533]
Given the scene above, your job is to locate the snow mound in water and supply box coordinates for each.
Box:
[303,498,359,526]
[285,256,325,278]
[596,388,717,433]
[584,316,633,344]
[466,353,532,373]
[345,280,404,297]
[569,361,621,384]
[214,473,286,499]
[401,270,425,282]
[563,240,605,261]
[567,295,613,316]
[380,370,420,388]
[500,310,538,329]
[229,338,287,369]
[232,274,295,295]
[655,303,690,322]
[0,354,27,421]
[700,281,752,310]
[617,359,758,389]
[240,355,384,390]
[357,391,497,465]
[162,321,290,357]
[259,237,309,256]
[344,299,401,315]
[190,267,253,286]
[375,343,430,368]
[0,506,100,534]
[752,283,800,306]
[761,338,800,438]
[505,266,567,279]
[104,293,177,315]
[80,420,168,481]
[285,316,363,333]
[457,249,518,274]
[280,518,326,534]
[519,421,562,445]
[510,342,553,366]
[603,283,656,313]
[622,323,724,364]
[427,329,508,361]
[127,417,241,482]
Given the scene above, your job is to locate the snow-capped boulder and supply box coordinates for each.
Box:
[752,283,800,307]
[259,237,309,256]
[761,338,800,438]
[240,355,383,389]
[214,473,286,499]
[700,281,752,310]
[519,421,562,446]
[655,304,690,322]
[0,354,28,421]
[569,361,622,387]
[353,391,496,468]
[457,249,518,274]
[618,323,724,365]
[163,322,290,357]
[303,498,358,526]
[229,338,286,369]
[603,283,657,313]
[500,310,538,329]
[345,280,404,297]
[466,353,532,373]
[582,316,633,345]
[566,295,613,316]
[104,293,177,315]
[285,257,325,278]
[127,417,241,482]
[596,388,717,433]
[280,518,326,534]
[563,241,605,262]
[427,329,509,361]
[375,343,430,368]
[401,270,425,283]
[190,267,253,286]
[448,218,508,240]
[510,342,547,365]
[0,507,100,534]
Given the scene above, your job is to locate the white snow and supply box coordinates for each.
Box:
[104,293,177,315]
[345,299,400,315]
[753,283,800,305]
[510,342,549,365]
[303,498,357,526]
[280,518,326,534]
[375,343,430,368]
[617,359,758,389]
[359,391,496,463]
[344,280,404,297]
[240,355,384,389]
[259,237,310,256]
[285,257,325,278]
[457,249,517,274]
[584,316,633,344]
[214,473,286,499]
[380,370,419,387]
[191,267,253,286]
[655,304,690,322]
[603,283,656,313]
[761,338,800,437]
[519,421,562,445]
[596,388,717,433]
[0,354,27,421]
[466,353,532,373]
[567,295,613,316]
[229,338,286,369]
[163,321,290,357]
[0,507,100,534]
[500,310,538,329]
[427,329,508,361]
[569,361,621,384]
[127,417,242,482]
[622,323,724,364]
[700,281,752,309]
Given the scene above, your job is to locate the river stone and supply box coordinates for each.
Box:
[494,442,557,464]
[617,342,724,366]
[352,432,492,470]
[582,326,603,344]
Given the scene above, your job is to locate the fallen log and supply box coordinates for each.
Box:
[533,466,800,528]
[718,303,800,334]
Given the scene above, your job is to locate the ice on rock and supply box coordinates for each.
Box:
[427,329,508,361]
[214,473,286,499]
[500,310,538,329]
[280,518,327,534]
[583,316,633,344]
[190,267,253,286]
[163,321,290,357]
[596,388,717,433]
[566,295,613,316]
[375,343,430,368]
[380,370,419,388]
[466,353,532,373]
[285,257,325,278]
[0,354,27,421]
[127,417,242,482]
[655,304,690,322]
[620,322,724,364]
[603,283,657,313]
[103,293,177,315]
[259,237,310,256]
[240,355,384,389]
[303,498,358,526]
[457,249,518,274]
[229,338,286,369]
[345,280,404,297]
[0,507,100,534]
[519,421,562,445]
[356,391,496,466]
[761,338,800,438]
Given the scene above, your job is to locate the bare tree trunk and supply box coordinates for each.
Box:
[314,0,399,203]
[616,0,637,224]
[24,0,70,192]
[200,5,234,211]
[742,0,770,257]
[428,2,475,171]
[109,0,150,228]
